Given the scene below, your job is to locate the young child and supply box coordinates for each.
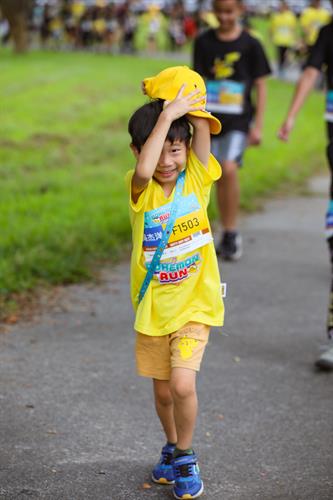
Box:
[193,0,271,261]
[126,66,224,499]
[269,0,297,79]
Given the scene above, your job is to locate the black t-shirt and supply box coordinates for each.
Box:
[193,29,271,135]
[306,21,333,91]
[306,21,333,126]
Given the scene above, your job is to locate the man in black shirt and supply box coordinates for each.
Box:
[193,0,271,260]
[279,7,333,370]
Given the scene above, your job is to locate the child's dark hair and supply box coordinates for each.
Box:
[128,100,191,152]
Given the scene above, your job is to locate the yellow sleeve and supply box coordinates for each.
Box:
[187,149,221,185]
[186,149,221,207]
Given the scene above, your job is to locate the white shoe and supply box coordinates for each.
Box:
[315,345,333,371]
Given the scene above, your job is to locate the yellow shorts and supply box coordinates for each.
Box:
[135,322,210,380]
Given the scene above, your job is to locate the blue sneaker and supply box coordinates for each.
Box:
[172,453,204,499]
[325,201,333,239]
[151,443,175,484]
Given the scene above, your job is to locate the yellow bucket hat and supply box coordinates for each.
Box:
[143,66,222,135]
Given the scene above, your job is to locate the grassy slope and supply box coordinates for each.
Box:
[0,50,326,299]
[1,51,172,295]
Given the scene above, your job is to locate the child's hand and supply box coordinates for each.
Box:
[277,117,295,142]
[141,81,147,95]
[248,125,262,146]
[163,85,205,121]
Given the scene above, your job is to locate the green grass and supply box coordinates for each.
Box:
[0,50,326,305]
[251,16,274,60]
[239,77,326,211]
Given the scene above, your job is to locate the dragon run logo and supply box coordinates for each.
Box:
[153,253,201,284]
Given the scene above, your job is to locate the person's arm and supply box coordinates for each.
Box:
[247,36,271,146]
[248,76,267,146]
[278,66,319,141]
[278,22,328,141]
[131,112,173,203]
[186,115,210,168]
[131,86,203,202]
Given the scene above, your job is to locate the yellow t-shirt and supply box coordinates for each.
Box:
[125,149,225,336]
[300,7,331,46]
[93,19,107,34]
[270,11,297,47]
[50,17,62,33]
[71,1,86,20]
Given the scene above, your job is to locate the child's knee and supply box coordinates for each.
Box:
[156,391,173,407]
[220,160,238,178]
[154,381,173,406]
[170,378,196,400]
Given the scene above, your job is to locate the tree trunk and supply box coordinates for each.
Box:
[0,0,32,53]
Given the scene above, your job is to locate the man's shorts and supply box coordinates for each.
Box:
[135,322,210,380]
[211,130,247,167]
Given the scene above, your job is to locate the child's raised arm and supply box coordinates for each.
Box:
[131,86,204,202]
[186,114,210,168]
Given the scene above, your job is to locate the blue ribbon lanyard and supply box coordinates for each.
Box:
[138,170,185,305]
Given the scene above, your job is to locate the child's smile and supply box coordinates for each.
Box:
[153,140,188,188]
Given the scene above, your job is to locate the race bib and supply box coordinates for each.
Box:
[143,193,213,262]
[325,90,333,123]
[206,80,245,114]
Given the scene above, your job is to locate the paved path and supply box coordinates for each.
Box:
[1,176,332,500]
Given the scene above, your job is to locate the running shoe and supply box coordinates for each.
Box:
[325,202,333,239]
[151,443,175,484]
[315,344,333,371]
[216,231,242,261]
[172,453,204,499]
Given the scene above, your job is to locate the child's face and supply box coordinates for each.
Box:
[153,139,188,185]
[213,0,241,32]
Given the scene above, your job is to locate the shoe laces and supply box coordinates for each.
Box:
[160,449,173,465]
[175,461,194,478]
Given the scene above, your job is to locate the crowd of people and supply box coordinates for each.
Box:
[0,0,331,60]
[269,0,332,77]
[0,0,203,53]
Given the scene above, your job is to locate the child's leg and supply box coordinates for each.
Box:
[152,379,177,485]
[169,367,197,450]
[154,369,198,450]
[168,323,209,450]
[136,333,177,441]
[153,379,177,444]
[165,324,208,498]
[277,46,284,75]
[211,131,246,233]
[216,159,239,231]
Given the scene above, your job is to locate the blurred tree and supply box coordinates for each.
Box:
[0,0,33,52]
